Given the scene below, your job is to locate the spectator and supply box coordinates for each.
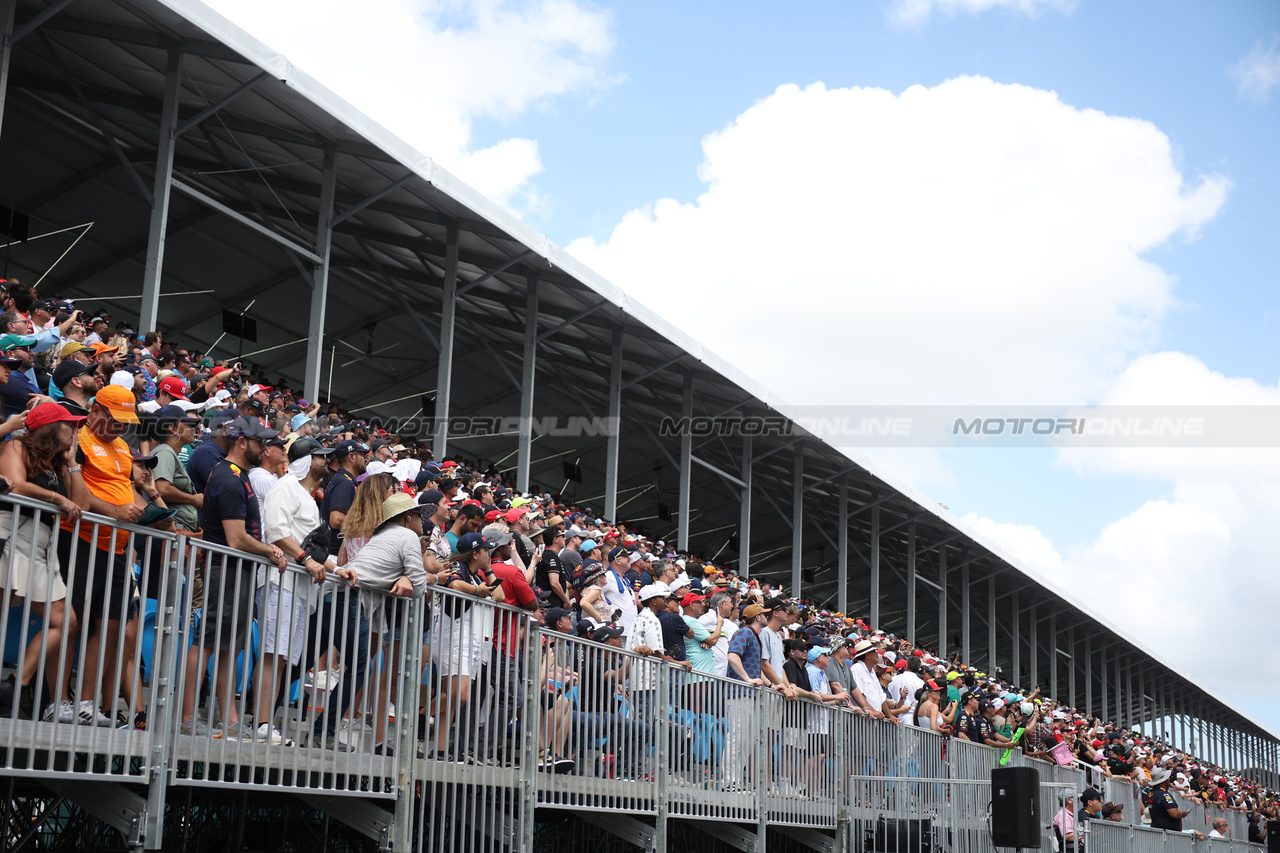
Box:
[258,436,337,746]
[722,603,776,793]
[151,406,202,536]
[1209,817,1229,839]
[849,640,891,721]
[535,527,570,609]
[1054,792,1077,853]
[1102,802,1125,821]
[321,439,367,561]
[0,334,45,418]
[0,403,91,720]
[179,416,287,739]
[55,385,145,727]
[248,432,286,516]
[444,502,482,551]
[482,521,538,764]
[1149,767,1191,831]
[185,408,236,497]
[699,589,737,679]
[600,547,639,636]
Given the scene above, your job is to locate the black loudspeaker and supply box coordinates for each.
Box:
[1267,820,1280,853]
[991,767,1040,849]
[870,817,934,853]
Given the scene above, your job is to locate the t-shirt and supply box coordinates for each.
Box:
[824,658,852,693]
[490,559,536,658]
[656,609,688,660]
[153,442,198,532]
[1148,788,1182,831]
[63,425,136,554]
[347,525,427,595]
[759,625,785,680]
[888,671,925,719]
[726,625,762,682]
[535,548,567,604]
[0,371,39,418]
[681,614,714,673]
[203,459,262,550]
[261,474,321,598]
[247,466,278,520]
[783,658,812,693]
[559,546,582,574]
[599,568,638,635]
[699,610,735,678]
[320,469,356,557]
[185,440,225,495]
[625,608,665,691]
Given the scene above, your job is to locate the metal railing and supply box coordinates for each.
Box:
[0,492,1272,852]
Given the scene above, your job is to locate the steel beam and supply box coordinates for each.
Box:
[740,434,753,577]
[603,325,622,520]
[516,275,538,492]
[1084,634,1093,717]
[173,70,269,138]
[432,225,458,458]
[1029,602,1038,688]
[9,0,74,45]
[331,171,414,225]
[0,0,16,138]
[303,144,337,402]
[961,557,970,664]
[987,574,996,674]
[139,47,183,332]
[1011,589,1020,686]
[691,453,747,488]
[170,178,322,262]
[870,495,881,627]
[622,352,685,392]
[906,520,916,641]
[677,370,693,551]
[792,445,803,597]
[837,476,848,615]
[295,795,390,846]
[937,543,947,657]
[1067,625,1076,710]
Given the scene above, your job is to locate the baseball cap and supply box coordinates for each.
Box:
[52,359,92,389]
[0,333,36,352]
[157,375,189,400]
[287,436,333,462]
[505,506,528,523]
[332,439,369,458]
[89,342,119,358]
[807,646,832,663]
[59,341,91,358]
[545,606,571,624]
[580,539,598,552]
[94,385,140,423]
[945,671,960,681]
[638,584,667,603]
[594,624,624,642]
[679,591,706,607]
[26,402,86,432]
[741,604,768,622]
[244,383,272,397]
[130,448,159,468]
[290,413,313,431]
[418,489,445,506]
[154,404,202,425]
[227,416,279,440]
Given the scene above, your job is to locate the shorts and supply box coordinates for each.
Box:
[57,534,135,625]
[199,556,254,652]
[807,733,830,755]
[430,610,482,678]
[255,583,311,665]
[0,515,66,604]
[783,726,806,749]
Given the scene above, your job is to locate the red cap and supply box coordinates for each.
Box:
[484,509,503,523]
[680,592,707,607]
[157,375,189,400]
[894,659,908,671]
[913,649,925,656]
[442,460,458,468]
[506,507,528,523]
[27,402,86,432]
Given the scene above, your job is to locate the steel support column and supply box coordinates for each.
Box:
[1029,602,1038,689]
[1011,589,1020,686]
[987,575,996,674]
[870,496,881,628]
[960,559,970,664]
[937,543,947,657]
[906,520,916,641]
[603,325,623,520]
[1100,644,1108,725]
[516,276,538,492]
[837,477,848,615]
[1084,634,1092,718]
[1048,614,1057,702]
[791,445,803,597]
[677,371,693,551]
[139,47,182,333]
[1067,626,1076,710]
[1126,661,1133,731]
[739,434,752,578]
[304,144,336,402]
[0,0,16,139]
[432,225,459,459]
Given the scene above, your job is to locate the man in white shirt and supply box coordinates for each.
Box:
[759,599,788,687]
[887,656,926,721]
[249,434,287,517]
[699,590,737,678]
[625,584,689,724]
[1209,818,1229,839]
[849,640,891,721]
[258,437,336,745]
[600,547,640,636]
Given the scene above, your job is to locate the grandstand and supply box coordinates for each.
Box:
[0,0,1275,850]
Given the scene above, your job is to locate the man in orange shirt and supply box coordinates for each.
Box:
[54,384,144,726]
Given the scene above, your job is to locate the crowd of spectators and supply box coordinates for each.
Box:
[0,280,1272,836]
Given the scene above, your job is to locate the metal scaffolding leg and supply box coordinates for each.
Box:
[740,434,753,578]
[432,225,459,459]
[1084,635,1092,717]
[837,477,848,614]
[791,445,803,597]
[0,0,16,139]
[516,276,538,492]
[604,325,622,519]
[937,543,947,657]
[987,575,996,674]
[1048,614,1057,701]
[1067,626,1076,710]
[1011,589,1020,685]
[139,48,182,333]
[1029,602,1038,689]
[906,520,916,641]
[677,371,692,551]
[960,559,970,664]
[304,144,336,402]
[870,496,880,627]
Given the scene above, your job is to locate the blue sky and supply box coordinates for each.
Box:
[209,0,1280,737]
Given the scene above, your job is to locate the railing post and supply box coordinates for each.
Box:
[653,665,670,853]
[753,687,767,853]
[390,595,423,852]
[518,622,541,850]
[142,534,182,849]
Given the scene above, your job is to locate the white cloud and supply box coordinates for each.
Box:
[885,0,1076,29]
[969,354,1280,706]
[568,76,1228,407]
[1231,35,1280,102]
[202,0,615,207]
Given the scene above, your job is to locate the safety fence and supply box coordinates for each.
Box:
[1089,820,1262,853]
[0,491,1272,852]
